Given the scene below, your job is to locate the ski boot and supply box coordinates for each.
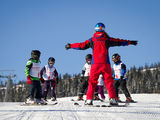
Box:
[43,98,48,102]
[25,97,35,104]
[109,98,118,106]
[77,96,84,101]
[93,96,100,101]
[42,98,48,103]
[84,100,93,105]
[100,98,105,102]
[50,97,56,101]
[117,98,123,103]
[36,98,47,105]
[126,97,135,103]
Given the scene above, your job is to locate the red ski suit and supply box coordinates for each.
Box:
[70,31,132,100]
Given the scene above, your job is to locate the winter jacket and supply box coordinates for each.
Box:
[25,58,40,80]
[70,31,131,64]
[40,65,58,81]
[81,63,91,77]
[113,61,127,80]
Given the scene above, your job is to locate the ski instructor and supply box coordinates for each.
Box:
[65,23,137,106]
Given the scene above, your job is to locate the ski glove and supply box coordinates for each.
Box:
[27,76,32,84]
[40,78,45,83]
[120,76,124,80]
[65,43,71,50]
[53,78,56,83]
[130,41,138,46]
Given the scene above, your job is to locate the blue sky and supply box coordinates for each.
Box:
[0,0,160,82]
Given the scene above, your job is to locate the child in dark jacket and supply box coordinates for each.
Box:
[40,57,58,101]
[78,54,99,101]
[112,53,135,102]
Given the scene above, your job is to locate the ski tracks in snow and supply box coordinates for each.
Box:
[0,94,160,120]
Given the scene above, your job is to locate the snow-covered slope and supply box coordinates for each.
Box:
[0,94,160,120]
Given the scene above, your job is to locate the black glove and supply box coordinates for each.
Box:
[120,76,124,80]
[130,41,138,46]
[55,78,59,84]
[65,43,71,50]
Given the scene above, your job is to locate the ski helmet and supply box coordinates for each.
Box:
[48,57,55,67]
[85,54,92,61]
[112,53,121,63]
[31,50,41,60]
[95,23,105,32]
[48,57,55,63]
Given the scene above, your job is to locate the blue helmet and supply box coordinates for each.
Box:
[95,23,105,32]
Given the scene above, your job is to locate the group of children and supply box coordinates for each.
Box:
[65,22,137,105]
[25,50,134,105]
[25,50,58,104]
[77,53,134,103]
[25,22,137,105]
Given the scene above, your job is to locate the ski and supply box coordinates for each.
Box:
[74,102,80,105]
[20,103,47,106]
[71,98,103,102]
[20,101,58,106]
[118,101,137,103]
[46,101,58,105]
[94,104,129,107]
[71,98,84,101]
[73,102,129,107]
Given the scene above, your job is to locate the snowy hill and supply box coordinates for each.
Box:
[0,94,160,120]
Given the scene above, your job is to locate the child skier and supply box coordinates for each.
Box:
[78,54,99,101]
[112,53,135,102]
[96,74,105,101]
[40,57,58,102]
[25,50,45,104]
[65,22,137,106]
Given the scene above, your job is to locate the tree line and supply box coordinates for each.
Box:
[0,63,160,102]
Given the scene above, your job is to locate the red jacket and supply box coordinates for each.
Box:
[70,32,131,64]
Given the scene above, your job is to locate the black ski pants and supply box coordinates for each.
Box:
[78,77,89,97]
[78,76,98,98]
[29,80,42,99]
[114,79,131,98]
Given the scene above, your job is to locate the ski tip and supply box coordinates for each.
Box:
[129,101,137,103]
[94,105,101,107]
[71,99,74,101]
[74,102,79,105]
[47,102,58,105]
[107,105,128,107]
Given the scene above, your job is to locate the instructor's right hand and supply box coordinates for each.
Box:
[65,43,71,50]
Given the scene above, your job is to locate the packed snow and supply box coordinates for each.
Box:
[0,94,160,120]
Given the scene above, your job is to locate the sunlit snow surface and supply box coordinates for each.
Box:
[0,94,160,120]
